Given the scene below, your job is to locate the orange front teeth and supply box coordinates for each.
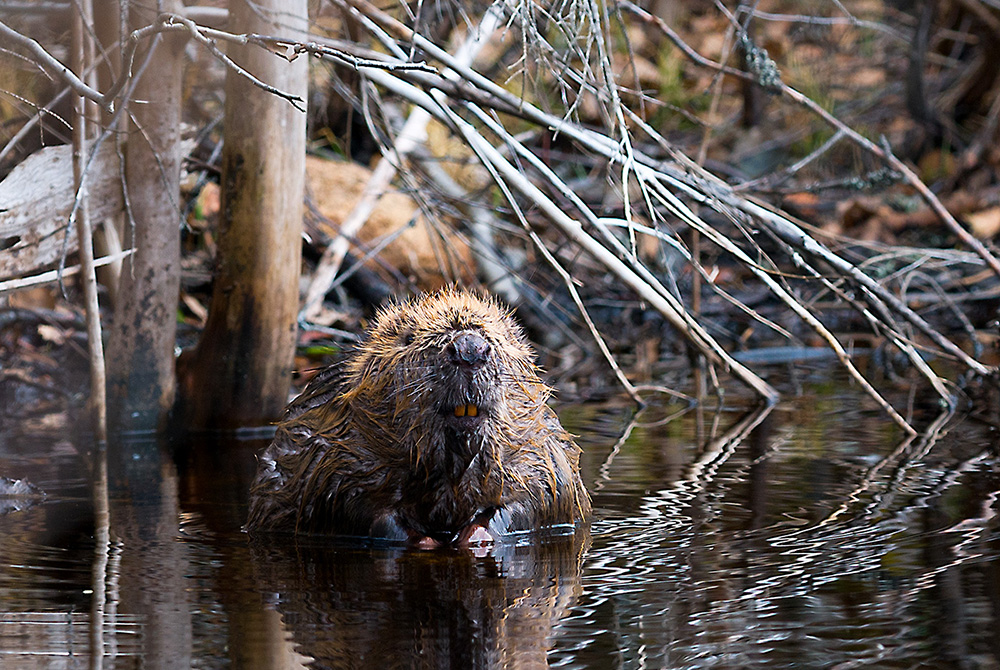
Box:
[453,404,479,417]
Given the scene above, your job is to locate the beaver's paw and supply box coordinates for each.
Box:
[457,523,495,546]
[406,522,496,550]
[410,534,445,550]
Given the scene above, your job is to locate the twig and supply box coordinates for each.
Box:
[622,0,1000,281]
[733,6,910,42]
[599,218,794,340]
[0,251,134,294]
[607,76,992,381]
[380,0,992,388]
[0,12,316,113]
[787,85,1000,280]
[618,107,990,384]
[903,270,981,359]
[618,1,749,80]
[471,105,838,415]
[794,249,955,407]
[300,4,504,321]
[464,104,780,401]
[342,0,966,411]
[372,80,778,401]
[0,86,72,164]
[58,39,160,291]
[0,19,112,111]
[446,53,913,425]
[257,35,436,73]
[69,0,106,443]
[645,180,916,432]
[460,113,644,404]
[155,13,306,111]
[736,196,992,376]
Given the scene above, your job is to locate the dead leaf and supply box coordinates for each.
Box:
[918,150,956,182]
[7,286,57,310]
[188,182,220,230]
[613,53,661,89]
[181,292,208,325]
[852,67,885,88]
[36,324,67,345]
[882,191,979,231]
[965,206,1000,239]
[783,192,821,219]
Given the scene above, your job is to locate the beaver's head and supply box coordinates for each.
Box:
[343,289,548,462]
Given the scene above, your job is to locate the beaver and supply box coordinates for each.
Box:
[246,289,590,546]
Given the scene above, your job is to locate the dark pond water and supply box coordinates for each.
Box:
[1,367,998,669]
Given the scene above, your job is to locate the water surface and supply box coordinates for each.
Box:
[1,370,997,668]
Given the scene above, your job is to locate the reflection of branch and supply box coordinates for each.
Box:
[682,403,774,488]
[88,445,111,662]
[817,429,919,528]
[593,402,694,491]
[593,410,641,493]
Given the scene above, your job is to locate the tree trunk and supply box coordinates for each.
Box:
[178,0,308,429]
[106,0,184,433]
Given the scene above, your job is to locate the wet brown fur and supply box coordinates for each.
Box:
[246,289,590,542]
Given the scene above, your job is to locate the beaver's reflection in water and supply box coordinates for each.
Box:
[249,531,588,669]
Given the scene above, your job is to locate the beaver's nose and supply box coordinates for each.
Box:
[449,331,491,369]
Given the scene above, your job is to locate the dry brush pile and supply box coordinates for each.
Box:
[295,0,1000,429]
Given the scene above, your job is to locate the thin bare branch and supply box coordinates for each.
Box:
[299,4,502,321]
[0,250,133,294]
[621,0,1000,281]
[69,0,107,443]
[0,19,112,110]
